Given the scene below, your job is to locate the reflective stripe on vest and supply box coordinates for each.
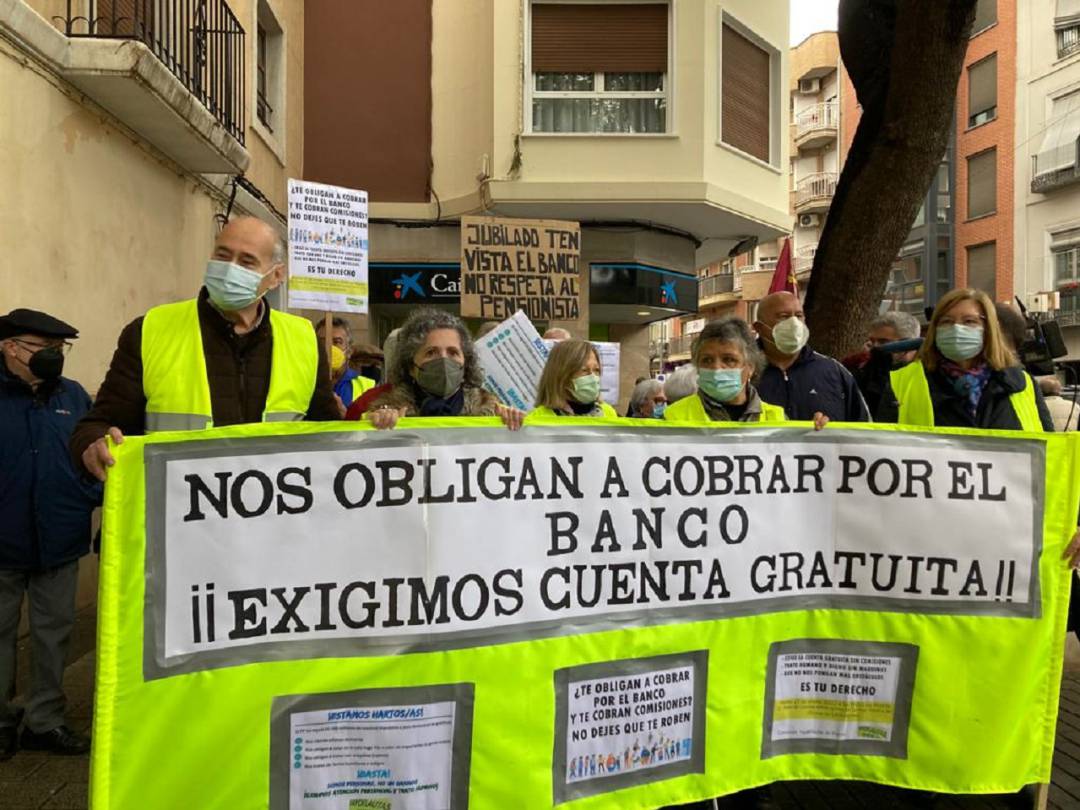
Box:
[890,361,1043,432]
[664,392,787,423]
[142,299,318,432]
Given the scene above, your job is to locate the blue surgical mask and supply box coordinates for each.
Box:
[652,402,667,419]
[204,260,266,311]
[935,324,984,362]
[699,368,745,403]
[571,374,601,404]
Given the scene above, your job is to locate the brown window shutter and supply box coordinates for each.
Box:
[968,55,997,119]
[967,149,997,218]
[722,23,771,163]
[967,242,997,297]
[95,0,143,37]
[532,3,668,74]
[973,0,997,33]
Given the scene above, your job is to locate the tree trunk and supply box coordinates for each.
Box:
[803,0,977,358]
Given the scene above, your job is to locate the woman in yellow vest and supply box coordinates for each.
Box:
[529,340,618,419]
[884,288,1052,432]
[663,317,806,425]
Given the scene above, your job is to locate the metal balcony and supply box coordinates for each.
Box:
[1032,144,1080,195]
[56,0,246,145]
[795,172,838,214]
[698,272,740,305]
[794,102,839,151]
[794,245,817,275]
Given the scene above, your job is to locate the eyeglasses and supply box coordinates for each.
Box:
[937,316,985,329]
[13,339,73,356]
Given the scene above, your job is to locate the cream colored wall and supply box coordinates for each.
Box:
[429,0,494,212]
[234,0,304,214]
[1014,0,1080,302]
[0,50,219,391]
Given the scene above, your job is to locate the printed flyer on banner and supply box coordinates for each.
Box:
[476,310,550,410]
[762,639,918,759]
[553,652,707,803]
[287,179,369,313]
[270,685,474,810]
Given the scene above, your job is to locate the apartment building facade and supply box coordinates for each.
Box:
[303,0,792,394]
[1015,0,1080,357]
[1,0,304,387]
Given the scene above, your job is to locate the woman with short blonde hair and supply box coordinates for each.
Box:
[530,339,617,418]
[882,288,1052,431]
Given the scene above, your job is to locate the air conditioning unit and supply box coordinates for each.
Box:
[798,213,821,228]
[1030,291,1061,313]
[798,78,821,95]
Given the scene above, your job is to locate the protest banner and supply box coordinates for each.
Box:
[287,179,369,314]
[476,310,551,410]
[460,216,581,321]
[90,420,1079,809]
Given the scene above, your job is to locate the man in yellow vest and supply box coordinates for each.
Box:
[72,217,341,481]
[316,316,376,408]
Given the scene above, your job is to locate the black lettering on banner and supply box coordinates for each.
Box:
[514,458,543,501]
[608,563,636,605]
[670,560,702,601]
[312,582,337,631]
[478,457,513,500]
[408,576,451,626]
[638,560,669,603]
[643,457,671,496]
[926,557,960,596]
[795,454,826,493]
[632,508,665,551]
[452,574,490,622]
[270,587,311,634]
[338,581,377,629]
[835,551,866,589]
[960,560,988,596]
[334,463,375,509]
[677,508,707,548]
[591,511,622,553]
[493,568,525,616]
[231,470,274,518]
[541,567,572,610]
[382,578,406,628]
[183,472,230,521]
[417,459,455,504]
[228,588,267,639]
[718,504,748,545]
[751,556,776,593]
[276,467,313,514]
[547,512,579,556]
[600,457,629,499]
[376,460,414,507]
[870,554,902,591]
[574,565,603,608]
[704,559,730,599]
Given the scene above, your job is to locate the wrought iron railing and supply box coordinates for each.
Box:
[667,334,695,357]
[56,0,246,145]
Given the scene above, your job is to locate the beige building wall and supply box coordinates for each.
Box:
[1015,0,1080,354]
[3,0,304,389]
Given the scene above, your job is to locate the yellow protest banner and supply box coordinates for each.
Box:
[90,420,1079,809]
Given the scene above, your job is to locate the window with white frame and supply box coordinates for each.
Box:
[1052,227,1080,311]
[529,3,669,134]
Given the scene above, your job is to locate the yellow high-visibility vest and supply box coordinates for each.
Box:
[351,374,377,402]
[529,402,619,419]
[141,299,318,431]
[890,360,1043,432]
[664,392,786,423]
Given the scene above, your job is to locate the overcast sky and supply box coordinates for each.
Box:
[790,0,839,46]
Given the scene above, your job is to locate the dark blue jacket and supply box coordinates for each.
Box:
[0,365,102,570]
[758,344,871,422]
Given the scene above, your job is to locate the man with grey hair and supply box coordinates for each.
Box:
[628,379,667,418]
[72,216,341,480]
[867,310,921,365]
[848,310,924,418]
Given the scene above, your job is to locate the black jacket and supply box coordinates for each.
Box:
[1,365,102,570]
[71,290,339,473]
[757,345,871,422]
[876,364,1055,431]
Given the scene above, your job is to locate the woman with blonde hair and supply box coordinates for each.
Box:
[529,339,618,418]
[881,288,1052,431]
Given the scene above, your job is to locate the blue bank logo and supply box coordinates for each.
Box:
[660,280,678,306]
[392,272,425,300]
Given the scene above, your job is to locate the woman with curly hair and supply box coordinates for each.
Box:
[367,307,523,430]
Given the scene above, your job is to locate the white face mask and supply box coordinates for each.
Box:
[770,317,810,356]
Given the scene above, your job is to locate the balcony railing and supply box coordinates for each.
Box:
[794,245,817,274]
[795,172,838,211]
[699,273,734,299]
[56,0,246,145]
[667,334,695,357]
[794,102,839,147]
[1032,143,1080,194]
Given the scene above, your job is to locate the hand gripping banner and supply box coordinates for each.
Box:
[89,419,1080,809]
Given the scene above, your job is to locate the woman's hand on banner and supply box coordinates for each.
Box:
[497,405,525,431]
[1062,528,1080,569]
[368,406,406,430]
[83,427,125,482]
[813,412,829,432]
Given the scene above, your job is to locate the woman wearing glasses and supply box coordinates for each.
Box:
[880,288,1053,431]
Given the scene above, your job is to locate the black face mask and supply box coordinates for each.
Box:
[27,346,65,381]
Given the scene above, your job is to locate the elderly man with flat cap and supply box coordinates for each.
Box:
[71,216,341,481]
[0,309,101,759]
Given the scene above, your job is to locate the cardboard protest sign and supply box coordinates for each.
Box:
[460,216,581,321]
[287,179,369,313]
[90,422,1078,809]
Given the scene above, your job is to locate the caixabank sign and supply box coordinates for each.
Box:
[369,263,461,304]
